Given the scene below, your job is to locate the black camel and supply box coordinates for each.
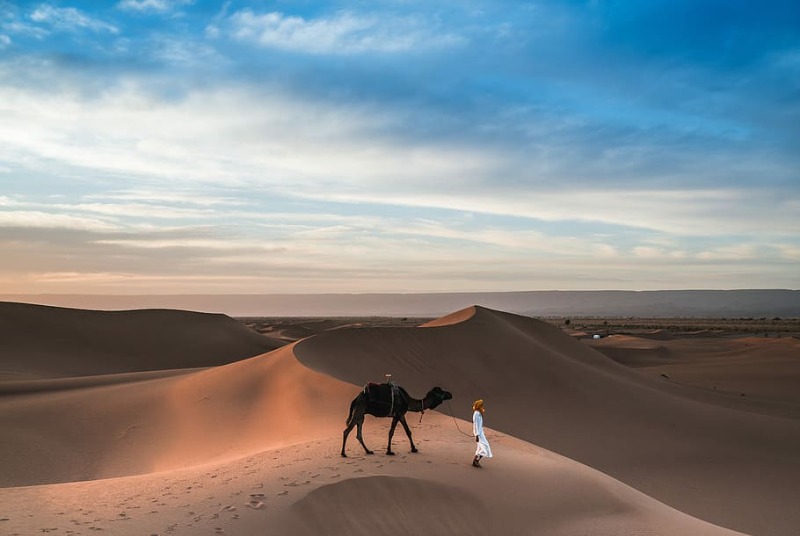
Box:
[341,383,453,457]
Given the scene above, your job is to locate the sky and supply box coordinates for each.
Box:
[0,0,798,294]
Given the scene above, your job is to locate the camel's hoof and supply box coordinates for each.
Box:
[341,453,347,458]
[411,448,419,453]
[365,450,374,455]
[386,451,395,456]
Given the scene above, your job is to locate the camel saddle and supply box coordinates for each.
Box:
[363,382,401,408]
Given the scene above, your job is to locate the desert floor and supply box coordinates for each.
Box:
[1,302,799,535]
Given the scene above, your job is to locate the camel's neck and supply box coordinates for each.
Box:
[408,395,433,413]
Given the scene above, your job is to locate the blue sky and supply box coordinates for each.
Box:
[0,0,798,294]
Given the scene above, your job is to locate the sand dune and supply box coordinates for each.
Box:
[0,412,744,536]
[1,303,797,535]
[0,344,354,486]
[0,301,281,380]
[591,333,800,416]
[295,306,800,535]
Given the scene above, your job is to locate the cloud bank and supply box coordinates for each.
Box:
[1,0,798,293]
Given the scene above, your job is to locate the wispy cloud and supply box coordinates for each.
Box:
[212,9,464,54]
[117,0,194,15]
[0,210,119,231]
[1,63,795,243]
[29,4,118,34]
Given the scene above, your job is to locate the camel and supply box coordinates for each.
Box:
[341,383,453,457]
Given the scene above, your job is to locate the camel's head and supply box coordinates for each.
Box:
[426,386,453,409]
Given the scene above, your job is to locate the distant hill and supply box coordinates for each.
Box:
[2,290,798,317]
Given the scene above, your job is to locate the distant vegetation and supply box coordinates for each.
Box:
[237,315,800,341]
[545,316,800,336]
[237,316,433,342]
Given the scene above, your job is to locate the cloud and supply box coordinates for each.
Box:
[117,0,194,14]
[29,4,118,34]
[213,9,464,54]
[2,4,798,295]
[0,34,9,47]
[696,244,762,261]
[86,189,248,207]
[1,19,49,39]
[0,210,119,231]
[1,63,795,243]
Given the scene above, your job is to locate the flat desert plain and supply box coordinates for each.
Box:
[1,302,799,535]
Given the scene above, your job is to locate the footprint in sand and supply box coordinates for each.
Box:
[246,500,265,510]
[277,491,288,496]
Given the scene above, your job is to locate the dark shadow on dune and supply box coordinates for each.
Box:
[276,476,490,536]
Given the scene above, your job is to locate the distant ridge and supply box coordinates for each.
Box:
[2,290,798,317]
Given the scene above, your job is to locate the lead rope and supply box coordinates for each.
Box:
[444,399,474,438]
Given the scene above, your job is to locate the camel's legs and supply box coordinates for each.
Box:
[355,419,373,455]
[399,415,418,453]
[386,416,400,455]
[341,420,355,457]
[342,407,373,457]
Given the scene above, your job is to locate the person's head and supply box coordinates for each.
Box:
[473,399,484,413]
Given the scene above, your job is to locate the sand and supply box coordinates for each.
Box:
[1,302,798,535]
[0,302,282,380]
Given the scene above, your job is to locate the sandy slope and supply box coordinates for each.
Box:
[0,302,281,380]
[590,334,800,413]
[295,306,800,536]
[0,303,796,535]
[0,343,353,486]
[0,412,743,536]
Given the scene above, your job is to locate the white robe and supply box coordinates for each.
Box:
[473,410,493,458]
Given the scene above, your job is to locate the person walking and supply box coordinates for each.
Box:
[472,399,492,467]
